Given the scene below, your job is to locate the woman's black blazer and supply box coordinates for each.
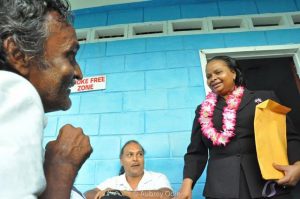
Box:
[183,89,300,198]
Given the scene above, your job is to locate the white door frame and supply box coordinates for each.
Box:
[199,44,300,93]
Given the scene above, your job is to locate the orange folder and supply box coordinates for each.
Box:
[254,99,291,180]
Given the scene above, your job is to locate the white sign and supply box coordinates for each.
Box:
[71,75,106,93]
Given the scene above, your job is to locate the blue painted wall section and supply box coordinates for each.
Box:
[43,0,300,198]
[72,0,300,29]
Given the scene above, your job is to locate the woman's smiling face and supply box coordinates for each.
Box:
[206,59,236,98]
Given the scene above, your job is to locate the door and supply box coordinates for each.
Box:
[237,57,300,132]
[237,57,300,198]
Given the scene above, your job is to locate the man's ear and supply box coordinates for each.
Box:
[3,37,31,76]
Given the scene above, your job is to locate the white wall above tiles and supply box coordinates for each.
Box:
[76,11,300,43]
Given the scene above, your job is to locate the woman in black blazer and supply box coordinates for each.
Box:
[178,56,300,199]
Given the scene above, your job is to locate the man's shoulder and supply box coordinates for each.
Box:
[97,175,125,190]
[145,170,164,176]
[0,70,30,87]
[144,170,168,179]
[141,170,172,190]
[0,71,41,101]
[101,175,123,183]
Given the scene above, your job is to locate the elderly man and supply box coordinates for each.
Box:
[85,140,173,199]
[0,0,92,198]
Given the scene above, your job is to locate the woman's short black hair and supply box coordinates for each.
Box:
[207,55,245,86]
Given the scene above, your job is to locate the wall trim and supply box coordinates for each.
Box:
[76,11,300,43]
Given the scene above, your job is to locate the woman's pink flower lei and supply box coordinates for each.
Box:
[199,86,245,146]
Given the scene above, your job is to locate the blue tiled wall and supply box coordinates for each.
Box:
[218,0,258,16]
[108,9,143,25]
[72,0,300,29]
[144,5,181,21]
[43,0,300,198]
[256,0,298,13]
[181,2,219,18]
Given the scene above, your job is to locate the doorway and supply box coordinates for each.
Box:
[237,57,300,132]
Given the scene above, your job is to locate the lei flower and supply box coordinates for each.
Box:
[198,86,245,146]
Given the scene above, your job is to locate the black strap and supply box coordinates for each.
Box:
[72,186,85,198]
[105,190,123,196]
[262,181,277,197]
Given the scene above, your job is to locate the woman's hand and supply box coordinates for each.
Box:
[176,178,193,199]
[274,161,300,186]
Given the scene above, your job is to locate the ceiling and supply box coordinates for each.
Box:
[69,0,148,10]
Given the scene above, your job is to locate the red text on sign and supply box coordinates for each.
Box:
[77,84,94,91]
[90,76,105,83]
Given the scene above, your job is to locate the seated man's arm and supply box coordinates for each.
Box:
[85,188,104,199]
[39,124,92,199]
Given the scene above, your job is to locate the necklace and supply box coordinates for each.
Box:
[198,86,245,146]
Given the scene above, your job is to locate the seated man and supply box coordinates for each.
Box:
[85,140,173,199]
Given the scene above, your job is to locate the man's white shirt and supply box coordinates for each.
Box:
[97,170,172,191]
[0,71,46,199]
